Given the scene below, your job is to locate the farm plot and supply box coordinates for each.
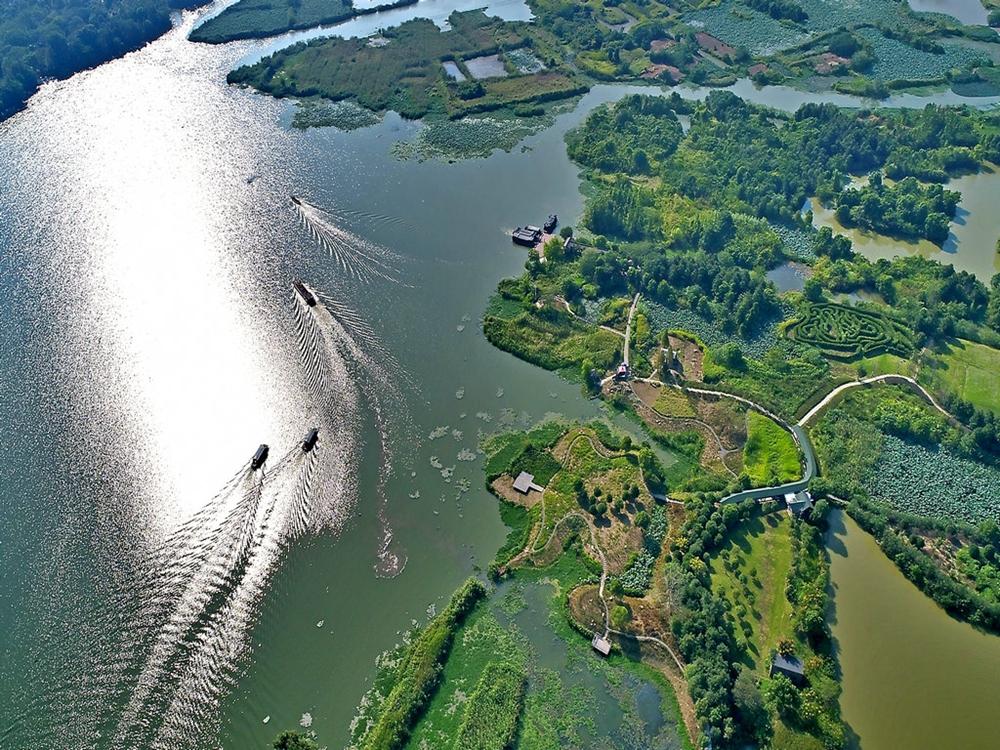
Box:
[866,434,1000,524]
[785,302,914,359]
[923,338,1000,415]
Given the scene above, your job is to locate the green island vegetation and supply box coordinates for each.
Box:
[832,173,960,245]
[189,0,418,44]
[0,0,200,121]
[227,10,587,125]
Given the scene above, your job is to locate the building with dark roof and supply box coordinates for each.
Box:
[770,653,806,685]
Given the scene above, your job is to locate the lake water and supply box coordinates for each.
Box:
[807,164,1000,283]
[827,511,1000,749]
[1,1,999,748]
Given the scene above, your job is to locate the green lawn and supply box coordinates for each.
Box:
[743,412,801,487]
[710,514,794,670]
[924,338,1000,415]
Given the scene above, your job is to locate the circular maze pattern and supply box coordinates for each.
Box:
[786,302,914,359]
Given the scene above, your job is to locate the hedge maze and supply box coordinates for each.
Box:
[786,302,914,359]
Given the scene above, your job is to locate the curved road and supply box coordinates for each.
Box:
[633,373,953,506]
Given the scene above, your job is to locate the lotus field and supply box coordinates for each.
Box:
[786,302,914,359]
[866,434,1000,524]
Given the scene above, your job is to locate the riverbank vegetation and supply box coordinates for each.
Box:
[349,578,486,750]
[0,0,201,121]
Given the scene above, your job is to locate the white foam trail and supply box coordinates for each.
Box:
[294,199,403,284]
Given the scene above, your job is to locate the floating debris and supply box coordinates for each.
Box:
[300,713,313,728]
[496,388,504,398]
[456,325,466,332]
[457,449,477,462]
[430,456,443,469]
[409,490,420,499]
[316,620,325,628]
[476,411,492,422]
[455,388,465,399]
[428,426,449,440]
[451,429,463,441]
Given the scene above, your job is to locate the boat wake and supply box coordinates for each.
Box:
[104,439,345,749]
[293,197,405,285]
[292,281,409,576]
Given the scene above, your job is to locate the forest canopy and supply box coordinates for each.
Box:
[0,0,198,120]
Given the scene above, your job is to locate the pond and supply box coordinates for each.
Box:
[827,510,1000,750]
[766,261,811,293]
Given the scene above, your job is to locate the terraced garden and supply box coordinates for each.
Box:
[786,302,915,359]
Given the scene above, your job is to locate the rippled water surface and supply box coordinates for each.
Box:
[2,3,1000,749]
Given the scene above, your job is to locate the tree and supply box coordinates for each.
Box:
[635,510,650,528]
[762,674,799,722]
[712,342,746,371]
[611,604,631,628]
[802,276,824,302]
[560,225,574,239]
[273,731,319,750]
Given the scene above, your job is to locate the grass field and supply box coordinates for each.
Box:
[923,338,1000,414]
[710,514,794,669]
[743,412,801,487]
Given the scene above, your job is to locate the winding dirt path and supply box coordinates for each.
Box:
[797,373,956,427]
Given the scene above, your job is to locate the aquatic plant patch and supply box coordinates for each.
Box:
[785,302,914,359]
[505,47,546,74]
[454,659,528,750]
[392,115,548,161]
[616,548,656,595]
[292,100,382,130]
[855,28,987,81]
[685,2,808,55]
[643,300,782,361]
[866,434,1000,524]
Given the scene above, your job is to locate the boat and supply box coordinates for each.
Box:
[302,427,320,453]
[292,279,317,307]
[512,225,542,247]
[290,195,302,206]
[544,214,558,233]
[251,444,269,470]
